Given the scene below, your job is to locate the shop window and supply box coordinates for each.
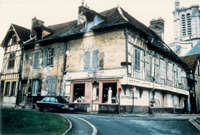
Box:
[5,82,10,96]
[1,81,4,91]
[33,50,40,69]
[73,84,85,102]
[8,53,15,68]
[10,82,16,96]
[102,83,117,103]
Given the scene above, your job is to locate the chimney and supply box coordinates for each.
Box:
[31,17,44,40]
[149,18,165,41]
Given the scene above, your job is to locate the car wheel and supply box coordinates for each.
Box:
[39,107,44,112]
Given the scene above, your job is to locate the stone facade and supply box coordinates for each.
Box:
[170,0,200,56]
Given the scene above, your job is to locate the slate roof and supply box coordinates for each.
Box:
[186,40,200,56]
[1,24,30,47]
[180,54,199,72]
[12,24,30,41]
[23,6,190,71]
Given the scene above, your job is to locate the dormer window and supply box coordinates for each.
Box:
[8,35,17,46]
[78,6,105,32]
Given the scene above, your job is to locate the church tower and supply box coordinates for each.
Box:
[169,0,200,56]
[175,0,180,10]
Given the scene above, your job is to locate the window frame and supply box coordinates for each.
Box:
[8,53,15,69]
[10,81,16,96]
[5,82,10,96]
[168,63,173,81]
[134,48,141,71]
[47,48,54,66]
[160,60,166,79]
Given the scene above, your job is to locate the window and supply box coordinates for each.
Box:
[5,82,10,96]
[181,14,186,36]
[149,55,153,76]
[43,48,54,67]
[33,50,40,69]
[134,48,140,71]
[11,36,17,45]
[47,76,57,95]
[187,13,191,35]
[160,60,166,79]
[8,35,17,46]
[8,53,15,68]
[47,48,54,66]
[73,84,85,102]
[50,97,56,103]
[178,68,182,84]
[32,80,39,96]
[10,82,16,96]
[84,50,99,70]
[1,81,4,91]
[168,63,173,81]
[102,83,117,103]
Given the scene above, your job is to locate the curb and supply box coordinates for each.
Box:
[189,118,200,131]
[67,114,97,135]
[59,114,73,135]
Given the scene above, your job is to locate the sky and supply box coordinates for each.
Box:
[0,0,199,71]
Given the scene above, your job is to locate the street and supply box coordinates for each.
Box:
[67,114,200,135]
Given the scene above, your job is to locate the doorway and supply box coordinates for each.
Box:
[92,82,99,112]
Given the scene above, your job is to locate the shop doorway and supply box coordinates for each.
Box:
[92,82,99,112]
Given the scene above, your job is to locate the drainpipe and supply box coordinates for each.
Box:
[62,42,68,98]
[149,56,156,114]
[16,43,24,105]
[124,29,129,74]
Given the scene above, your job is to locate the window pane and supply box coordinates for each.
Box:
[73,84,85,102]
[5,82,10,96]
[11,82,16,96]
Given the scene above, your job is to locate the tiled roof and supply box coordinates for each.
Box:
[180,54,199,72]
[186,40,200,56]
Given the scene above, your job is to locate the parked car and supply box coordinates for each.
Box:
[36,96,75,112]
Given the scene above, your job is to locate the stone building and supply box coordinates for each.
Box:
[169,0,200,56]
[1,4,191,114]
[0,24,30,107]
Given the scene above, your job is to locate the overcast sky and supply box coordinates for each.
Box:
[0,0,199,71]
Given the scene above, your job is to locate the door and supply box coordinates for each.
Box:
[92,82,99,112]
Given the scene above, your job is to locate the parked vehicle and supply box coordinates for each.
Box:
[36,96,75,112]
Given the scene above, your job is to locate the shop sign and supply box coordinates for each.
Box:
[121,96,138,99]
[127,78,153,88]
[155,84,189,95]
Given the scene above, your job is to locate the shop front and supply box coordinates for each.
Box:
[70,80,121,112]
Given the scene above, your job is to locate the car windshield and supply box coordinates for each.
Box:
[57,97,68,103]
